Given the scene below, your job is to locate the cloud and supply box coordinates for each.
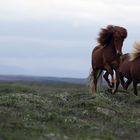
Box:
[0,0,140,77]
[1,0,140,25]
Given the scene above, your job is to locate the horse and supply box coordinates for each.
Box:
[119,42,140,96]
[89,25,127,93]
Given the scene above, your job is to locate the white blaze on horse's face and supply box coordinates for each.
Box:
[114,37,124,56]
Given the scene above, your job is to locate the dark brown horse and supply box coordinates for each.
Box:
[119,42,140,96]
[89,25,127,93]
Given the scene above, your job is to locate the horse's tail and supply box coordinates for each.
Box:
[87,68,103,93]
[87,68,94,93]
[129,42,140,61]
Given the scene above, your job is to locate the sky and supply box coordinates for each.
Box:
[0,0,140,78]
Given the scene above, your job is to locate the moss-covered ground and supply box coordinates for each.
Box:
[0,82,140,140]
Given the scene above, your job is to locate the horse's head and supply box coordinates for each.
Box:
[113,26,127,56]
[97,25,127,56]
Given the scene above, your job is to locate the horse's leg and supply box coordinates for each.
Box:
[97,70,102,80]
[109,70,115,94]
[133,81,138,96]
[104,65,114,92]
[110,70,115,88]
[103,71,113,89]
[119,73,132,90]
[112,70,120,94]
[119,72,125,88]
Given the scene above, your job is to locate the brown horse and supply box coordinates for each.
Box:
[89,25,127,93]
[119,42,140,96]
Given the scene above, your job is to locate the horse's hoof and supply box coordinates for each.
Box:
[111,89,116,94]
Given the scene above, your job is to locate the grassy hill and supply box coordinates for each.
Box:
[0,81,140,140]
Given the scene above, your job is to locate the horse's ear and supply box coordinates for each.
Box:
[107,25,114,30]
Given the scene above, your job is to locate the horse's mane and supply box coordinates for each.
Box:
[129,42,140,61]
[97,25,127,46]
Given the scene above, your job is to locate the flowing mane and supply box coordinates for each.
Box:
[97,25,127,46]
[129,42,140,61]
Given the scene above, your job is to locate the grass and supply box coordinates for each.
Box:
[0,82,140,140]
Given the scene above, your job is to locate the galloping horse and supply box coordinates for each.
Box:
[119,42,140,96]
[89,25,127,93]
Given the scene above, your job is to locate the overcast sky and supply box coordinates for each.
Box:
[0,0,140,78]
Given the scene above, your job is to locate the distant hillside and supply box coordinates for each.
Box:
[0,75,87,85]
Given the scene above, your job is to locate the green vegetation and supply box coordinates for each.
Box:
[0,82,140,140]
